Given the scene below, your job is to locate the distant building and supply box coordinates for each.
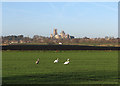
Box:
[55,34,61,39]
[50,34,53,38]
[60,31,65,38]
[10,40,18,44]
[53,29,57,36]
[19,40,24,43]
[65,34,70,39]
[59,42,63,45]
[50,28,74,39]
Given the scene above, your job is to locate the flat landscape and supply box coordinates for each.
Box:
[2,50,118,84]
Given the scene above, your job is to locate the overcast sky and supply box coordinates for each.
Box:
[2,2,118,38]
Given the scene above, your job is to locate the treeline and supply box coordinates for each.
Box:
[1,35,119,46]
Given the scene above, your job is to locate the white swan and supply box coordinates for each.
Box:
[36,58,39,64]
[64,59,70,65]
[54,58,59,63]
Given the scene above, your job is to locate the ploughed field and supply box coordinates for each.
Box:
[2,50,118,84]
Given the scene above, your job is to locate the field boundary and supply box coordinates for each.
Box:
[1,45,120,50]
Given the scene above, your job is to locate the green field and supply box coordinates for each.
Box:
[2,50,118,84]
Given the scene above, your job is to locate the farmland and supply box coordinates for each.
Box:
[2,50,118,84]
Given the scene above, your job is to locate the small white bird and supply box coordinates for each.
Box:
[36,58,39,64]
[54,58,59,63]
[64,59,70,65]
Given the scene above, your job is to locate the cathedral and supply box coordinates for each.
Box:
[50,29,74,39]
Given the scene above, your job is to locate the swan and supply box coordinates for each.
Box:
[54,58,59,63]
[64,59,70,65]
[36,58,39,64]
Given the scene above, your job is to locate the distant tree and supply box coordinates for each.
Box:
[83,37,89,39]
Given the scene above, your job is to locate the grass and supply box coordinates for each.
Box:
[2,50,118,84]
